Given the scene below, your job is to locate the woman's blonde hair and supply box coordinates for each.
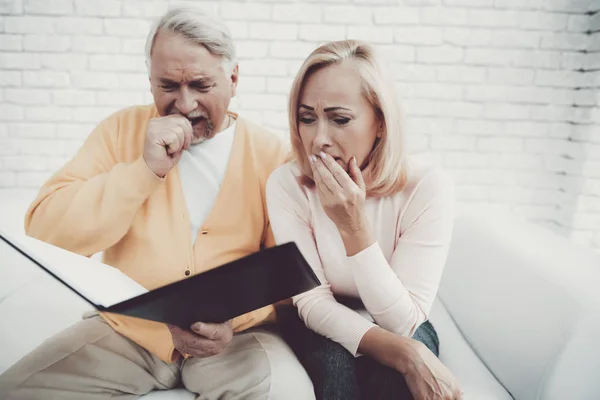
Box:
[288,40,408,198]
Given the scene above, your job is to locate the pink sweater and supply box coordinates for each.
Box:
[266,161,455,355]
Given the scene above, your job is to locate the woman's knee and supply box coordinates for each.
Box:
[300,338,359,400]
[304,339,354,373]
[357,357,412,400]
[412,320,439,357]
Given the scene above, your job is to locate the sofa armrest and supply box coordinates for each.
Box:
[438,210,600,400]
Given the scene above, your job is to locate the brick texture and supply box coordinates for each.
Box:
[0,0,599,253]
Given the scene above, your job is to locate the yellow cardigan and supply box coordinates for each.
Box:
[24,105,288,363]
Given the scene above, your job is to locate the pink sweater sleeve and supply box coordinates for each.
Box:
[266,165,376,355]
[346,170,455,337]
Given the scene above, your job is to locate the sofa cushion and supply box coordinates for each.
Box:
[429,299,513,400]
[0,233,511,400]
[439,211,600,400]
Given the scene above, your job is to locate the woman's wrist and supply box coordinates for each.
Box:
[358,326,415,374]
[337,215,375,257]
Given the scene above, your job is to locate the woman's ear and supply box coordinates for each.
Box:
[376,121,384,138]
[376,111,385,138]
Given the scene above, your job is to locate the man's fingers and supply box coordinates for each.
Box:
[169,324,200,344]
[169,324,222,357]
[191,321,230,340]
[191,322,217,339]
[183,130,192,150]
[170,114,194,138]
[164,132,181,155]
[179,119,194,144]
[166,114,193,148]
[162,124,188,155]
[178,339,219,358]
[168,324,195,341]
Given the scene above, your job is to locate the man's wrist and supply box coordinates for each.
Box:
[142,155,166,180]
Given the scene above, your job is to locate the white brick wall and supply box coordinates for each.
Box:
[1,0,599,254]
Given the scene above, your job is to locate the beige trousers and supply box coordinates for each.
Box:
[0,315,315,400]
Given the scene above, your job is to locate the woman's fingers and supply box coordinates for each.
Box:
[348,157,366,192]
[310,155,336,194]
[318,152,356,190]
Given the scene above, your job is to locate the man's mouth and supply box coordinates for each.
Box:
[188,116,206,126]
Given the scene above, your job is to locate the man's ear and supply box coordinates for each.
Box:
[146,59,153,94]
[230,64,239,97]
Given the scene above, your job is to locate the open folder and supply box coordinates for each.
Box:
[0,229,320,328]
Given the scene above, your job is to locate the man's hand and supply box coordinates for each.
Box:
[143,115,194,178]
[168,320,233,358]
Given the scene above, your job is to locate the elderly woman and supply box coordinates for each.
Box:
[266,40,463,400]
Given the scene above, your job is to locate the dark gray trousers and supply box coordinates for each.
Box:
[277,301,439,400]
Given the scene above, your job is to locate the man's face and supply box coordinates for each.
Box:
[149,30,238,143]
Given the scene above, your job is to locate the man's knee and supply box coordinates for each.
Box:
[181,329,304,399]
[0,317,114,397]
[0,316,173,399]
[182,329,315,399]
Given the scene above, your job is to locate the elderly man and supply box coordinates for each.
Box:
[0,7,314,400]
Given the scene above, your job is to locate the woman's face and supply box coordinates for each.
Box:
[298,62,380,172]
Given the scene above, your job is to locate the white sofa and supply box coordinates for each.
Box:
[1,191,599,400]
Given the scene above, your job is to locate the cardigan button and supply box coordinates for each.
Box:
[184,269,191,277]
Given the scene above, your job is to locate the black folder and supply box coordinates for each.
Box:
[0,231,320,328]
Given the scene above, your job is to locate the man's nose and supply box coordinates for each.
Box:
[175,88,198,115]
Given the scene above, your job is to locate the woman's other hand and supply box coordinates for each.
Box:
[399,339,463,400]
[360,326,463,400]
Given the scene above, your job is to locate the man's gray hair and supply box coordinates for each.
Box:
[145,7,237,74]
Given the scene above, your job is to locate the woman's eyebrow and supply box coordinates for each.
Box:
[298,104,351,112]
[324,107,351,112]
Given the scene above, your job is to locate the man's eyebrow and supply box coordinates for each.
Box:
[159,78,177,84]
[158,77,213,85]
[190,78,214,85]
